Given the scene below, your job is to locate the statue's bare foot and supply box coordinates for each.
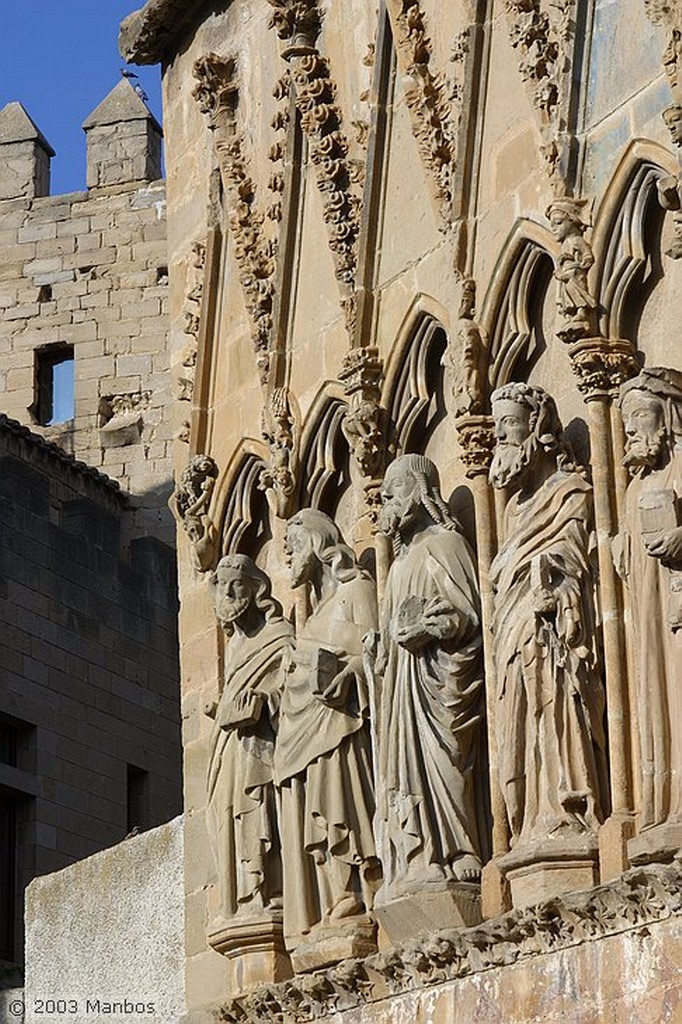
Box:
[453,854,482,883]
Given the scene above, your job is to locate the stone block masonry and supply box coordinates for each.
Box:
[0,413,182,972]
[0,80,173,545]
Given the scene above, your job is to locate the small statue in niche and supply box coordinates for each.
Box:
[205,555,294,943]
[614,367,682,861]
[274,509,379,970]
[444,277,486,417]
[546,197,599,343]
[657,105,682,260]
[372,454,485,918]
[489,383,608,852]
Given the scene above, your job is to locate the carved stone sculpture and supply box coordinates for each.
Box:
[658,104,682,259]
[171,453,219,571]
[546,197,599,343]
[489,382,608,906]
[445,277,486,418]
[614,367,682,864]
[273,508,379,971]
[372,454,485,940]
[205,555,294,983]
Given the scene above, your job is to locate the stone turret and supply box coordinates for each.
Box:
[0,102,54,201]
[82,78,162,189]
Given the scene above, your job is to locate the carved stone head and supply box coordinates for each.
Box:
[490,382,575,490]
[546,197,590,242]
[663,104,682,146]
[211,554,282,635]
[619,367,682,476]
[285,508,360,588]
[377,454,459,543]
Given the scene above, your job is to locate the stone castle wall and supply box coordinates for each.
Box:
[0,86,173,544]
[0,414,182,973]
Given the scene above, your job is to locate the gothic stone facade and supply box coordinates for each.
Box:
[122,0,682,1020]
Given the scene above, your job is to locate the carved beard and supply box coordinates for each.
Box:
[623,427,668,477]
[377,495,418,539]
[215,595,251,633]
[489,434,538,490]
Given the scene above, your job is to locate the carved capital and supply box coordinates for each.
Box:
[192,54,239,134]
[569,338,639,400]
[267,0,322,59]
[171,454,219,571]
[455,414,496,478]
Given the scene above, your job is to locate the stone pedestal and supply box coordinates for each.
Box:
[481,860,511,919]
[207,915,292,992]
[290,916,377,974]
[498,838,599,909]
[375,884,482,945]
[628,821,682,865]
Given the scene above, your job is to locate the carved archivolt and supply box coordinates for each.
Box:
[385,313,448,455]
[504,0,577,192]
[267,1,362,334]
[218,452,271,558]
[216,861,682,1023]
[386,0,456,226]
[298,395,350,513]
[193,55,276,382]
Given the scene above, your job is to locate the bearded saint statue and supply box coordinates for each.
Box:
[615,367,682,862]
[489,382,608,852]
[205,555,293,943]
[373,454,486,909]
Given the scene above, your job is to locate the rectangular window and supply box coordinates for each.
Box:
[0,722,16,767]
[126,765,149,834]
[34,345,75,426]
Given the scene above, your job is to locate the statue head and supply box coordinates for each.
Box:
[663,104,682,146]
[211,554,283,636]
[490,382,577,490]
[377,454,459,545]
[285,508,362,589]
[619,367,682,477]
[546,197,589,243]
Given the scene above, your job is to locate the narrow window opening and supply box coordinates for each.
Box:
[156,266,169,285]
[33,345,75,426]
[126,765,149,834]
[37,284,52,303]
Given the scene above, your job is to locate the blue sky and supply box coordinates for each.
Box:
[0,2,162,195]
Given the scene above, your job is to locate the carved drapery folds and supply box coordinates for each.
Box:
[387,0,456,226]
[504,0,577,192]
[171,453,219,570]
[193,55,275,382]
[339,346,386,481]
[546,196,599,344]
[259,386,298,518]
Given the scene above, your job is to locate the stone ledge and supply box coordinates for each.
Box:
[119,0,215,66]
[216,860,682,1022]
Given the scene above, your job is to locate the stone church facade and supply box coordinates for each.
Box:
[120,0,681,1019]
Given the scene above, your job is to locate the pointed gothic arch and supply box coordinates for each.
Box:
[297,389,351,516]
[383,308,448,455]
[592,141,676,346]
[214,447,272,559]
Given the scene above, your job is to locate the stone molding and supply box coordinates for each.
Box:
[386,0,456,227]
[216,861,682,1022]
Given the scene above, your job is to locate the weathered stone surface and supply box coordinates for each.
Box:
[24,817,185,1024]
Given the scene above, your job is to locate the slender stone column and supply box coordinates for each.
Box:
[569,338,639,880]
[456,414,510,916]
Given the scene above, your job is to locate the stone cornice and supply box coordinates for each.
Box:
[119,0,217,66]
[217,861,682,1022]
